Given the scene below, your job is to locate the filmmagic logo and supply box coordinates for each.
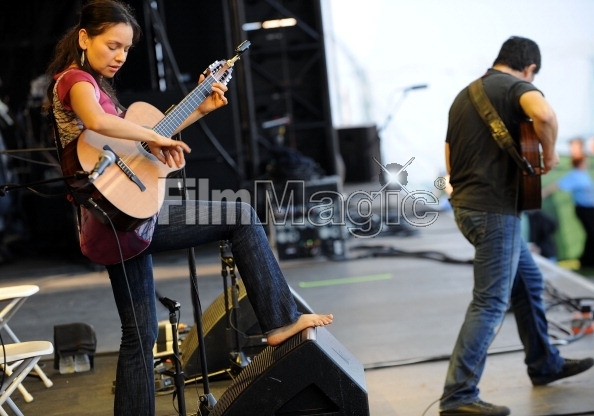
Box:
[340,156,442,238]
[157,157,445,238]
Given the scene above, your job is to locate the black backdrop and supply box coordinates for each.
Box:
[0,0,82,112]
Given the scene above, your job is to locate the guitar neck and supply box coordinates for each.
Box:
[152,76,217,137]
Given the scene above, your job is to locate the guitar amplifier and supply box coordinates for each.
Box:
[275,220,322,260]
[274,175,346,260]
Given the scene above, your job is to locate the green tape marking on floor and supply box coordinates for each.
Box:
[299,273,392,288]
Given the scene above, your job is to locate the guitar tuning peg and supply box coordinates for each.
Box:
[235,40,251,54]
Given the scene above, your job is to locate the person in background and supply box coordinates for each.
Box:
[569,136,585,160]
[442,36,593,416]
[543,153,594,267]
[46,1,332,414]
[524,209,557,261]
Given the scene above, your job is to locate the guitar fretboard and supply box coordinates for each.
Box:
[152,75,218,138]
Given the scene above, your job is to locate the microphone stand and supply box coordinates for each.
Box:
[0,171,89,197]
[219,240,250,375]
[378,84,428,134]
[158,296,186,416]
[174,132,216,415]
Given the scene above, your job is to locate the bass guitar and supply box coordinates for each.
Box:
[61,41,250,231]
[518,120,542,211]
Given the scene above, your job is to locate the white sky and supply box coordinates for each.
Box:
[322,0,594,188]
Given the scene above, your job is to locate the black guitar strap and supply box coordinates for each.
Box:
[468,78,535,175]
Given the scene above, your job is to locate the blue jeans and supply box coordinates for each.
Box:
[107,200,301,416]
[440,207,564,410]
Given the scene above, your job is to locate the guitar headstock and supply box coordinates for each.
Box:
[203,41,251,86]
[235,40,251,56]
[207,60,233,86]
[226,40,251,67]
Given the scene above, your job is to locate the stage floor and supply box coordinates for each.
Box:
[2,203,594,415]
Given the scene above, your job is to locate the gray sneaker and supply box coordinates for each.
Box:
[531,357,594,386]
[440,400,510,416]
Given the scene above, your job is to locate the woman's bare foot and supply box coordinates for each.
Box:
[267,313,333,346]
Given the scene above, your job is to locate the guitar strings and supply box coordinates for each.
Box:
[107,66,230,183]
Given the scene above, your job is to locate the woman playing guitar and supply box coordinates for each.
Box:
[46,1,332,415]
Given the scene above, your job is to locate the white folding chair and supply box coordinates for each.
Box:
[0,286,54,402]
[0,341,54,416]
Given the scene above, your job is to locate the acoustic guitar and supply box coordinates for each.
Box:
[61,41,250,231]
[517,121,542,211]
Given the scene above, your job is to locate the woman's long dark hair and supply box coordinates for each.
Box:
[45,0,142,107]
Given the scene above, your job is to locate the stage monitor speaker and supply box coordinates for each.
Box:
[209,326,370,416]
[337,125,382,183]
[181,279,313,379]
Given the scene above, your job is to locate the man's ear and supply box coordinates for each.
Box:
[521,63,537,81]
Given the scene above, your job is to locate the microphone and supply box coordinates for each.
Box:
[404,84,428,91]
[88,149,116,183]
[159,296,181,311]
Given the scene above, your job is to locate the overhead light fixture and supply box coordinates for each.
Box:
[262,18,297,29]
[242,18,297,31]
[242,22,262,31]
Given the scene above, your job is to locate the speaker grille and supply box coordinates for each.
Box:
[210,327,369,416]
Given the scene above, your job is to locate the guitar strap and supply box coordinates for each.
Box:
[468,78,535,175]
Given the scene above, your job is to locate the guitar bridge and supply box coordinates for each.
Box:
[103,145,146,192]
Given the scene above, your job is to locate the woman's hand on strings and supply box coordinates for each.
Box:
[148,135,191,168]
[196,74,228,116]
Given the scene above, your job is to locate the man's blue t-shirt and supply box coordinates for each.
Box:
[557,169,594,208]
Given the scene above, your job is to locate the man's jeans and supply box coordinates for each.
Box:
[441,207,563,410]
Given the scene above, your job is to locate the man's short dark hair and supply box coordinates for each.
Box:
[493,36,541,74]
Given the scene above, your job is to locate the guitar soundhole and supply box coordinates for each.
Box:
[138,142,158,161]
